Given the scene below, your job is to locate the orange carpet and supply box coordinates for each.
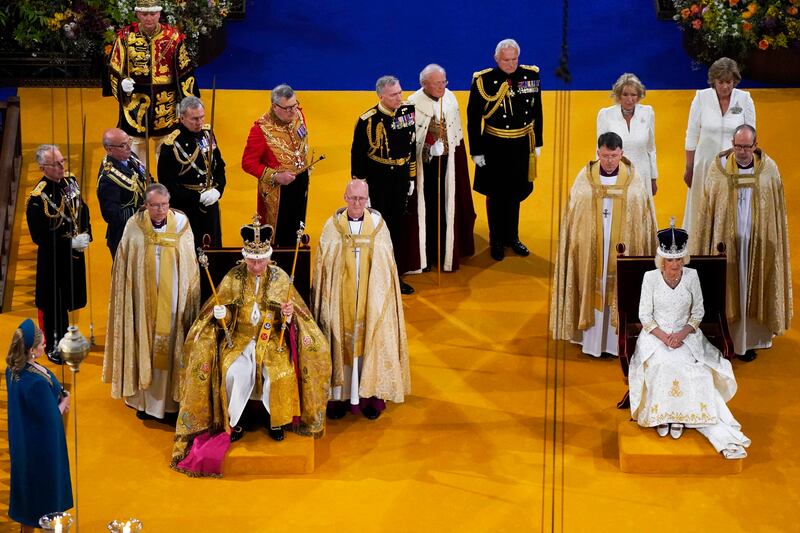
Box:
[0,87,798,532]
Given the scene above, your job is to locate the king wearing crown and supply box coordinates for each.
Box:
[172,216,331,477]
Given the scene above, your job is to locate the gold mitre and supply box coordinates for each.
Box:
[241,215,274,260]
[135,0,163,13]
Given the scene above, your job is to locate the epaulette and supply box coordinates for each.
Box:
[29,181,46,197]
[162,129,181,146]
[202,124,212,131]
[401,100,414,107]
[360,108,377,121]
[472,67,493,78]
[521,65,540,73]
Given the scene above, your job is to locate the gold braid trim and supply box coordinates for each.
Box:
[476,76,510,120]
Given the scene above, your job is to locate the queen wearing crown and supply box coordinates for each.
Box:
[172,217,331,477]
[628,220,750,458]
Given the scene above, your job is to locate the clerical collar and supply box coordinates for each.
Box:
[151,218,167,229]
[737,159,754,170]
[348,216,364,222]
[599,166,619,177]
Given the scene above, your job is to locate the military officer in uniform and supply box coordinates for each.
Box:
[241,84,312,247]
[105,0,200,160]
[96,128,149,259]
[351,75,418,294]
[467,38,543,261]
[26,145,92,364]
[158,96,226,249]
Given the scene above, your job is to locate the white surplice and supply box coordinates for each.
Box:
[573,173,618,357]
[683,87,756,235]
[629,268,750,459]
[596,103,657,203]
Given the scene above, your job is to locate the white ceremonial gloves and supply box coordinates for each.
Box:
[430,140,445,157]
[121,77,135,95]
[71,233,90,251]
[199,188,221,206]
[213,305,227,320]
[472,155,486,167]
[408,181,415,196]
[535,147,541,157]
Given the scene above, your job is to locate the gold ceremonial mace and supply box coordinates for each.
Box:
[197,248,234,348]
[436,97,444,286]
[277,221,306,352]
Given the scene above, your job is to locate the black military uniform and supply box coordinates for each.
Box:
[467,65,542,259]
[158,123,226,249]
[96,153,148,258]
[350,102,417,274]
[25,175,91,356]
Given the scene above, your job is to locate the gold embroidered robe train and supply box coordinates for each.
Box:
[102,210,200,403]
[550,158,657,340]
[311,208,411,402]
[172,263,330,466]
[691,148,792,334]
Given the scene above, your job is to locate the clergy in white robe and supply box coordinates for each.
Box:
[682,58,756,236]
[311,180,411,420]
[596,72,658,202]
[630,224,750,458]
[102,183,200,420]
[550,132,656,357]
[691,125,792,361]
[408,64,476,272]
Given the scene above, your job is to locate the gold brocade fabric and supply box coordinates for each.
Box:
[549,159,657,340]
[691,149,793,333]
[143,210,179,369]
[336,211,374,366]
[172,263,330,467]
[102,210,200,399]
[256,111,310,229]
[310,209,411,402]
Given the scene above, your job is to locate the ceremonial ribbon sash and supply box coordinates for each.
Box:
[254,308,277,397]
[589,162,632,310]
[336,211,375,366]
[142,210,180,370]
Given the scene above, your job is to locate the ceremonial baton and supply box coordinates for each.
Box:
[277,221,308,352]
[294,153,326,176]
[197,248,234,348]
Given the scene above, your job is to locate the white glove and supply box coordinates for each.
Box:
[408,181,415,196]
[213,305,227,320]
[71,233,90,251]
[199,188,221,206]
[121,77,135,95]
[430,140,444,157]
[535,147,541,157]
[472,155,486,167]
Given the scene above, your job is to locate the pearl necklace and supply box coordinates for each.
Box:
[621,107,634,117]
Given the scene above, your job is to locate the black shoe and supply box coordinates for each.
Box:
[737,350,758,362]
[507,241,530,257]
[230,425,245,442]
[327,403,347,420]
[268,427,285,441]
[490,244,504,261]
[422,265,432,273]
[136,410,154,421]
[400,280,415,295]
[46,350,64,365]
[362,405,381,420]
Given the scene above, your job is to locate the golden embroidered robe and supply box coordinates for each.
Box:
[311,208,411,403]
[691,149,792,334]
[172,263,330,467]
[102,210,200,402]
[550,158,657,340]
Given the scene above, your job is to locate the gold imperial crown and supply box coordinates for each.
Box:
[135,0,163,13]
[240,214,274,259]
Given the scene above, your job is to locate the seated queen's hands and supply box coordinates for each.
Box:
[652,325,694,349]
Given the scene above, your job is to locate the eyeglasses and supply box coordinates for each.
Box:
[427,80,449,88]
[733,143,755,150]
[42,160,66,167]
[147,202,170,210]
[346,195,368,203]
[107,141,132,149]
[274,100,300,112]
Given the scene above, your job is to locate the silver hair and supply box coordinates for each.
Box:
[494,38,520,59]
[35,144,60,165]
[145,182,170,201]
[178,96,204,116]
[375,75,400,97]
[419,64,446,86]
[271,84,295,104]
